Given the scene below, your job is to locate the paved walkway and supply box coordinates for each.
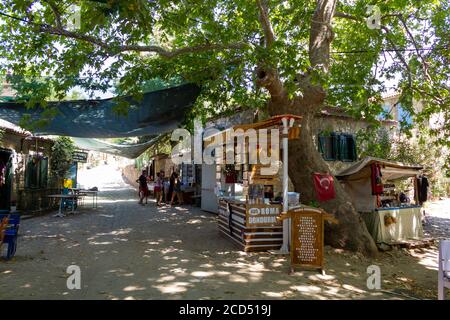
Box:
[0,165,444,299]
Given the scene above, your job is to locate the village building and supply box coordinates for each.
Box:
[0,119,55,213]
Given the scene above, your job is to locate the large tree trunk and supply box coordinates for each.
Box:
[263,93,378,256]
[287,112,378,256]
[255,0,378,256]
[258,79,378,256]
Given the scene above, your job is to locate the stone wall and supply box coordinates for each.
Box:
[122,164,139,189]
[17,188,60,214]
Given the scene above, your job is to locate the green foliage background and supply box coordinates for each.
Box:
[50,136,75,179]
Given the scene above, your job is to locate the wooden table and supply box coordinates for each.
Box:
[78,190,98,208]
[69,189,98,208]
[47,194,83,217]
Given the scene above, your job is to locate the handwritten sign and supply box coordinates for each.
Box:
[291,210,323,269]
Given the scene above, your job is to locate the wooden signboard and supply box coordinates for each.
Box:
[72,151,88,163]
[279,207,337,274]
[246,204,282,227]
[291,210,324,271]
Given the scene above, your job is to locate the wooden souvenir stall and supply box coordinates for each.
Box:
[203,114,302,252]
[336,157,425,248]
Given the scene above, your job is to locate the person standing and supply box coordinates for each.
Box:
[168,172,176,202]
[159,170,166,205]
[170,172,184,206]
[136,170,149,205]
[154,172,162,206]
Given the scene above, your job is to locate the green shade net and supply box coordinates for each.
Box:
[72,136,164,159]
[0,84,200,138]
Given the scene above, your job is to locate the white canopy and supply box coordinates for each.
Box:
[336,157,423,212]
[336,156,423,181]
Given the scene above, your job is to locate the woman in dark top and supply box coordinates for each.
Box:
[170,172,184,206]
[136,170,149,205]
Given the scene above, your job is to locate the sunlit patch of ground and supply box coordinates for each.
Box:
[1,164,448,300]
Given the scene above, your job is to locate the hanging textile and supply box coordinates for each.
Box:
[0,160,6,187]
[224,165,237,183]
[312,172,336,202]
[370,163,384,195]
[416,175,429,204]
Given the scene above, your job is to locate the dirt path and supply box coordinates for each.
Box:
[0,165,446,299]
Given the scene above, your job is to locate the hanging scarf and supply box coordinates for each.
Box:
[371,163,384,195]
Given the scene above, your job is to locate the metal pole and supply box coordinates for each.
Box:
[279,117,290,254]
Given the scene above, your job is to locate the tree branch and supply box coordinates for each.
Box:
[380,25,413,87]
[43,0,63,29]
[256,0,276,47]
[333,11,360,22]
[334,11,432,84]
[0,11,247,58]
[309,0,338,72]
[396,14,431,82]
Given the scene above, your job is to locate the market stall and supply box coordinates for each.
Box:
[203,114,302,252]
[336,157,425,247]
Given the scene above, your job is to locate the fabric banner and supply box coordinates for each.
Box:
[0,84,200,138]
[313,173,336,202]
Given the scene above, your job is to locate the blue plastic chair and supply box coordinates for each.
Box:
[0,212,20,260]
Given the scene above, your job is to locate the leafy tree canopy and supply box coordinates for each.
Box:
[0,0,448,140]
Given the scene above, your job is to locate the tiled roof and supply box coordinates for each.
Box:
[316,105,398,124]
[0,119,54,142]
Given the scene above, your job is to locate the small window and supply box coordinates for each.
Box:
[318,133,337,161]
[25,156,48,189]
[379,103,393,120]
[318,132,357,162]
[338,134,357,162]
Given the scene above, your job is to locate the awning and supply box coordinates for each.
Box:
[336,156,423,181]
[203,114,302,142]
[72,136,164,159]
[0,83,200,138]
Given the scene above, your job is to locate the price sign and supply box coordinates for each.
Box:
[291,211,323,268]
[279,207,336,272]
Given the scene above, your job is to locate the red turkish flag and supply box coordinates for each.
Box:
[313,173,336,202]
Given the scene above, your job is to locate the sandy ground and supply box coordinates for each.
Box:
[0,164,448,300]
